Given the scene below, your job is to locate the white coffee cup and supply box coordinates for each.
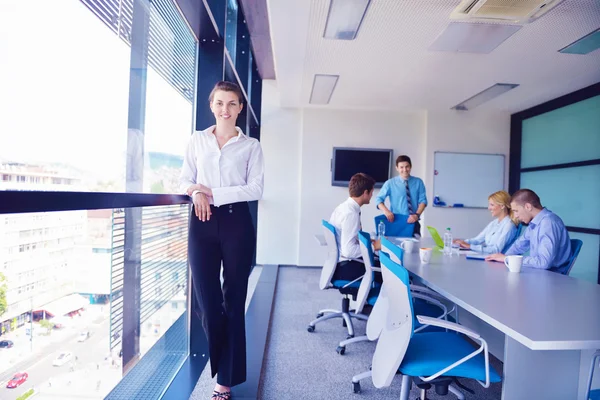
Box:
[419,247,433,264]
[400,240,415,254]
[504,255,523,273]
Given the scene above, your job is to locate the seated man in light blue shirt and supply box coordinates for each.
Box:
[454,190,517,254]
[486,189,571,273]
[375,155,427,237]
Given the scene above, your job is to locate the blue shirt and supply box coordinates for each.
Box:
[466,216,517,254]
[506,208,571,271]
[375,176,427,215]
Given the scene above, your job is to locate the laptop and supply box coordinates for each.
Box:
[426,226,445,249]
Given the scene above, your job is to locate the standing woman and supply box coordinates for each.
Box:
[179,81,264,400]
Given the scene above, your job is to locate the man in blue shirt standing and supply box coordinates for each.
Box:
[486,189,571,273]
[375,155,427,237]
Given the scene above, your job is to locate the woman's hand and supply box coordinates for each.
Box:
[186,184,213,197]
[453,239,470,249]
[193,192,212,222]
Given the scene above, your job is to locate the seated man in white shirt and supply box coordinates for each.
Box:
[329,173,380,283]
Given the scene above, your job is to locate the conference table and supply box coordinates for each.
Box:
[389,237,600,400]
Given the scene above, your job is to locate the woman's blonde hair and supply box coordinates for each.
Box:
[489,190,518,226]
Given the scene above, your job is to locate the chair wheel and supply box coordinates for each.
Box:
[353,382,361,393]
[307,325,315,333]
[316,312,324,318]
[336,346,345,355]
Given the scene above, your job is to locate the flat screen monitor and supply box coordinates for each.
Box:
[331,147,393,188]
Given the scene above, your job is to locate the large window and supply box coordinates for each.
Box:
[0,0,196,398]
[1,0,263,398]
[511,86,600,284]
[0,0,196,195]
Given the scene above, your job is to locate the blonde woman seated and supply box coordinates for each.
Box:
[454,191,518,254]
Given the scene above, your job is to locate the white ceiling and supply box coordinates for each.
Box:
[267,0,600,113]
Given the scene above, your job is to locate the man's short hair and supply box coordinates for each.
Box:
[511,189,542,209]
[349,173,375,197]
[396,155,412,167]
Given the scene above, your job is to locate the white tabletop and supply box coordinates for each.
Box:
[390,238,600,351]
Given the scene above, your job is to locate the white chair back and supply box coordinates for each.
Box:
[319,220,339,290]
[372,251,414,389]
[355,231,375,314]
[366,237,404,341]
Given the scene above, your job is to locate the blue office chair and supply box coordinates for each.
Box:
[369,251,501,400]
[335,231,382,354]
[548,238,583,276]
[350,237,453,392]
[586,350,600,400]
[307,220,369,337]
[374,214,414,237]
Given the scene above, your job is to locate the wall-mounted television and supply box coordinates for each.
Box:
[331,147,393,188]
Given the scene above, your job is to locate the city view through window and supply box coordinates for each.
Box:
[0,1,194,398]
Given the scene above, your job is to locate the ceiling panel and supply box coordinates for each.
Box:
[268,0,600,112]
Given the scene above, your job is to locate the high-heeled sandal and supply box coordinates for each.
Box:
[211,390,232,399]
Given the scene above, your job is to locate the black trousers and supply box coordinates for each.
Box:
[414,221,421,237]
[188,202,255,387]
[332,259,383,283]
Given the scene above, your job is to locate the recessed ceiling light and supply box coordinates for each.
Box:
[430,22,521,54]
[310,75,339,105]
[452,83,519,110]
[559,28,600,55]
[323,0,371,40]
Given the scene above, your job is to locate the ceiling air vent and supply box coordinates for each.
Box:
[450,0,565,24]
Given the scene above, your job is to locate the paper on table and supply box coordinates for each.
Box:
[464,250,486,260]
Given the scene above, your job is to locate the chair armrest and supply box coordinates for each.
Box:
[416,315,480,339]
[342,274,363,289]
[411,293,448,317]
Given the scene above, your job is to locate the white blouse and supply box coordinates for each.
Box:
[179,126,264,207]
[465,215,517,254]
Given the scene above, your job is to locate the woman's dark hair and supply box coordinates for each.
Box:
[208,81,244,104]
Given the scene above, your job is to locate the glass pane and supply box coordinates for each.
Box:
[568,232,599,284]
[206,0,225,35]
[521,95,600,168]
[0,206,190,399]
[520,165,600,230]
[144,0,196,194]
[0,0,128,192]
[225,0,238,64]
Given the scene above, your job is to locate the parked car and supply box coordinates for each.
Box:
[77,331,91,342]
[0,340,14,349]
[6,372,28,388]
[52,351,73,367]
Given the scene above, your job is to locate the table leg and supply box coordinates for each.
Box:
[502,336,581,400]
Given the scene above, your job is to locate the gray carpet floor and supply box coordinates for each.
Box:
[257,266,503,400]
[190,266,503,399]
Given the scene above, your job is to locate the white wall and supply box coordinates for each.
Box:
[298,109,427,266]
[257,82,512,266]
[256,80,302,265]
[423,111,511,240]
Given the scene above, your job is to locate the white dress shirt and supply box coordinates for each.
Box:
[466,215,517,254]
[179,126,264,207]
[329,197,363,262]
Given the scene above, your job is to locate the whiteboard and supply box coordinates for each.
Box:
[433,152,505,209]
